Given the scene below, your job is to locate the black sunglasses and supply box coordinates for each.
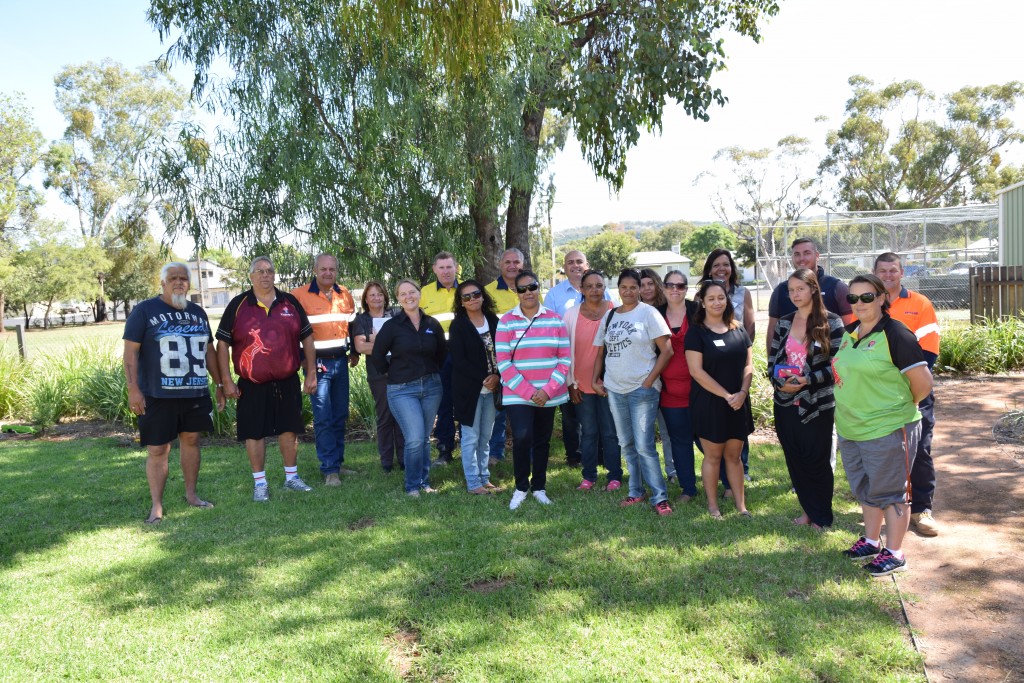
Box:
[516,282,540,294]
[664,282,688,290]
[846,292,880,304]
[460,290,483,302]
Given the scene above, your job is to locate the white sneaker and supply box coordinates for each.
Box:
[532,490,552,505]
[509,490,528,510]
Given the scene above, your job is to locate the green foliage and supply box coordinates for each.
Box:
[821,76,1024,210]
[583,230,639,276]
[637,221,697,252]
[0,351,26,419]
[682,224,737,267]
[0,92,46,232]
[937,318,1024,374]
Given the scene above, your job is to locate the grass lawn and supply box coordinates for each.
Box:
[0,436,924,682]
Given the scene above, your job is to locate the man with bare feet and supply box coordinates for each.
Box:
[124,262,224,524]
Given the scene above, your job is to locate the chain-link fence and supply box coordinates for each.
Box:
[754,204,999,310]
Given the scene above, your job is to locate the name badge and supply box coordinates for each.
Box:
[514,331,524,339]
[713,339,726,347]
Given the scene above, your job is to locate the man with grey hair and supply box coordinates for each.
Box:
[291,253,359,486]
[217,256,318,501]
[123,261,224,524]
[485,247,525,313]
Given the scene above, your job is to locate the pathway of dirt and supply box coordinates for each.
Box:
[902,376,1024,682]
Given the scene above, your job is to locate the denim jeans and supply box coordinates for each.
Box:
[576,392,623,484]
[560,401,582,463]
[310,356,349,475]
[460,393,497,490]
[388,373,443,493]
[488,406,506,461]
[432,354,455,452]
[506,404,556,492]
[607,386,667,505]
[656,410,676,479]
[660,407,698,496]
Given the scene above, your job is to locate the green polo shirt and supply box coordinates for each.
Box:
[833,314,926,441]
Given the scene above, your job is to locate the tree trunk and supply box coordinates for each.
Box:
[469,154,502,283]
[94,297,107,323]
[505,100,546,271]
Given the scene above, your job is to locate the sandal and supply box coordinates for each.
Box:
[708,509,723,520]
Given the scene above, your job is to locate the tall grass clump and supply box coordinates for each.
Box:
[79,345,135,426]
[23,343,100,429]
[937,318,1024,374]
[0,350,29,419]
[750,343,773,428]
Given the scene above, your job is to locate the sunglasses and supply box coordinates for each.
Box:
[460,290,483,302]
[516,282,540,294]
[664,282,688,290]
[846,292,880,304]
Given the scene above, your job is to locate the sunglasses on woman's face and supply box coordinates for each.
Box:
[460,290,483,302]
[664,282,688,290]
[846,292,880,304]
[516,282,540,294]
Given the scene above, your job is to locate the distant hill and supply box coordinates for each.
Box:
[554,219,713,246]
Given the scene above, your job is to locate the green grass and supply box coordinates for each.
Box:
[0,437,924,682]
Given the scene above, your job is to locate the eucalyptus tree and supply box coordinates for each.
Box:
[148,0,779,278]
[820,75,1024,210]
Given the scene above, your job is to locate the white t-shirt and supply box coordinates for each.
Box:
[594,302,671,393]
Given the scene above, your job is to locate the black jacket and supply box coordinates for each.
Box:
[370,309,447,384]
[449,312,500,426]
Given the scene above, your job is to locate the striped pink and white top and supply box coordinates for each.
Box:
[495,305,570,407]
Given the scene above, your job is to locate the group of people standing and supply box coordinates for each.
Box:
[124,238,942,579]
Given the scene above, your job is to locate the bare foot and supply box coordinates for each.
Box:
[186,497,215,509]
[792,513,811,526]
[145,508,162,525]
[708,508,723,519]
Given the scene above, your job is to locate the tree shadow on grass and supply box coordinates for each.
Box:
[3,438,926,681]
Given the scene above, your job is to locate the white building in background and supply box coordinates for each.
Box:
[188,260,242,312]
[631,248,692,278]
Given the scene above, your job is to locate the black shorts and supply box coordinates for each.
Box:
[138,394,214,446]
[236,375,306,441]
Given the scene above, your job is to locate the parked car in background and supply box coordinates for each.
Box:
[948,261,978,275]
[902,264,930,277]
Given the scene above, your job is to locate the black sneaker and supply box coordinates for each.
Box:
[842,536,881,561]
[864,548,907,578]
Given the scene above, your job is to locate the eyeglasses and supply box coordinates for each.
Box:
[664,282,688,290]
[460,290,483,302]
[846,293,880,304]
[252,269,275,276]
[516,282,540,294]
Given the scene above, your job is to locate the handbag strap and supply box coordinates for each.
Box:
[510,313,541,363]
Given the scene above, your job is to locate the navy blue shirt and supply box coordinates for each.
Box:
[769,266,852,319]
[123,297,214,398]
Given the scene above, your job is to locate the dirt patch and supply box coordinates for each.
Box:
[347,517,376,531]
[465,577,512,594]
[384,623,422,680]
[899,375,1024,683]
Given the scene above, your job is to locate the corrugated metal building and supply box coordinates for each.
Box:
[999,180,1024,266]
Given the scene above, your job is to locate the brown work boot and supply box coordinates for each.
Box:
[324,473,342,487]
[910,510,939,537]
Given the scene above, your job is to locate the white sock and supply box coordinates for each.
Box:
[284,466,298,481]
[253,471,267,486]
[885,547,905,560]
[864,537,880,547]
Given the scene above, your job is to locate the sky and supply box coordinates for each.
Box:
[4,0,1024,247]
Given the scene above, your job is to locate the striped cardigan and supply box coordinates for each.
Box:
[767,311,845,424]
[496,305,570,407]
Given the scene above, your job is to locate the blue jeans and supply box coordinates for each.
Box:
[656,410,676,479]
[460,393,497,490]
[310,356,349,475]
[488,406,506,460]
[576,392,623,484]
[660,407,698,496]
[388,374,443,493]
[607,386,667,505]
[432,354,455,452]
